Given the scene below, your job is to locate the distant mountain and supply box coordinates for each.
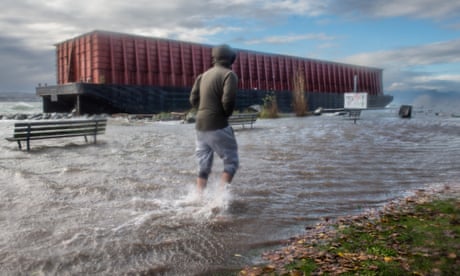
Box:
[0,91,40,102]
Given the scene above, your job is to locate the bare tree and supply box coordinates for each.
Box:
[292,69,308,116]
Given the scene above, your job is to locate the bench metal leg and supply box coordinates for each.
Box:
[17,141,22,150]
[26,139,30,151]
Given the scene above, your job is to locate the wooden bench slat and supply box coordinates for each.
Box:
[13,126,106,134]
[10,129,106,139]
[12,125,106,137]
[13,119,107,127]
[14,121,106,127]
[13,124,106,132]
[7,132,105,141]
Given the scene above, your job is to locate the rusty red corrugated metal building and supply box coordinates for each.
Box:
[37,30,392,114]
[56,30,383,95]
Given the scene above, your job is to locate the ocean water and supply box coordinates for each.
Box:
[0,101,42,115]
[1,103,459,275]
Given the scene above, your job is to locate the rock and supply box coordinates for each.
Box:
[28,113,43,120]
[14,114,28,120]
[399,105,412,118]
[313,107,323,115]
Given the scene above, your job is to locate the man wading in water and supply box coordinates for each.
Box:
[189,44,239,194]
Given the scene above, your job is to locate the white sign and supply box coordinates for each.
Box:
[344,92,368,109]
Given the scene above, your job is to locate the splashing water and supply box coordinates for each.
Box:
[173,181,234,221]
[1,109,460,275]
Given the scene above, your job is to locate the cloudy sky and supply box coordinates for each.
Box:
[1,0,460,101]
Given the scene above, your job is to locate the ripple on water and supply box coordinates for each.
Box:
[1,114,459,274]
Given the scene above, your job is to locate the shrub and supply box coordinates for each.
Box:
[260,92,278,118]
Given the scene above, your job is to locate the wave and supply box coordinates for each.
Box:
[0,101,42,114]
[11,102,35,110]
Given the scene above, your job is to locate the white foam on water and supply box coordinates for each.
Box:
[4,113,460,275]
[173,181,233,220]
[11,102,35,110]
[174,184,203,207]
[110,182,234,234]
[199,183,233,219]
[0,101,42,114]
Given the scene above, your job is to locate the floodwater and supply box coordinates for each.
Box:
[1,109,459,275]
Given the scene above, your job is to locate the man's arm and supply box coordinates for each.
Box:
[189,74,202,108]
[221,72,238,117]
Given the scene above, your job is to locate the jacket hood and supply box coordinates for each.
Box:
[212,44,236,67]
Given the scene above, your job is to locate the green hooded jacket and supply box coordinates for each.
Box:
[190,45,238,131]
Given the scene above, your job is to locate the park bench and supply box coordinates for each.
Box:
[228,113,259,129]
[5,118,107,151]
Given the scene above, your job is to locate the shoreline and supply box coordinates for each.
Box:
[239,183,460,275]
[0,111,187,122]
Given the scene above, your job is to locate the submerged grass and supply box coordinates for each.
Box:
[239,188,460,275]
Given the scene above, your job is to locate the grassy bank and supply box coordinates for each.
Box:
[239,186,460,275]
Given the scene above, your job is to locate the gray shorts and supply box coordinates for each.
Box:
[195,126,239,179]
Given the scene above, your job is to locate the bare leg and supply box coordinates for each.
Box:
[220,172,233,189]
[197,177,207,194]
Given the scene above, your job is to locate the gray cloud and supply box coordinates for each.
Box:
[342,39,460,68]
[0,35,55,92]
[330,0,460,20]
[245,33,335,45]
[0,1,328,47]
[341,39,460,93]
[1,0,459,94]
